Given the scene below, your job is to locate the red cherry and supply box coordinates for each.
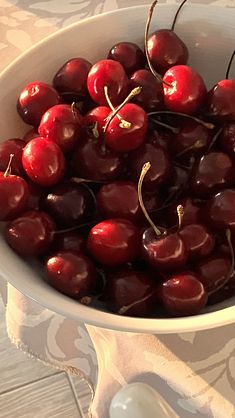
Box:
[38,104,83,153]
[161,273,207,316]
[17,81,60,126]
[206,79,235,122]
[84,106,110,138]
[5,210,55,256]
[53,58,92,98]
[46,251,98,298]
[0,171,29,221]
[51,231,85,254]
[196,256,232,294]
[219,122,235,157]
[108,42,146,76]
[23,128,39,143]
[87,59,129,106]
[163,65,207,115]
[0,138,25,176]
[105,103,148,152]
[104,270,157,316]
[179,223,215,261]
[172,119,212,158]
[87,218,139,266]
[22,137,65,187]
[207,189,235,231]
[130,69,164,112]
[146,128,173,153]
[147,29,188,73]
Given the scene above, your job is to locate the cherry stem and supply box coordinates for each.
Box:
[225,50,235,80]
[104,85,116,112]
[150,119,179,134]
[207,126,224,151]
[175,139,206,158]
[53,220,96,235]
[148,111,214,129]
[71,177,106,184]
[4,154,14,177]
[138,162,162,236]
[177,204,184,229]
[171,0,188,31]
[79,296,92,306]
[103,86,142,133]
[118,291,155,315]
[92,122,99,139]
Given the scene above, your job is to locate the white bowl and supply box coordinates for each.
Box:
[1,4,235,334]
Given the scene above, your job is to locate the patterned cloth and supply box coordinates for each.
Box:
[1,1,235,417]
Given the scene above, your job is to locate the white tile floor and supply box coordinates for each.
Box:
[0,297,92,417]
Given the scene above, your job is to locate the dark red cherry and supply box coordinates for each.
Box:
[172,119,212,158]
[72,136,124,182]
[147,29,188,73]
[0,172,29,221]
[207,189,235,231]
[0,138,25,176]
[84,106,110,138]
[104,270,157,316]
[207,278,235,305]
[142,228,187,271]
[38,104,83,153]
[87,59,129,106]
[26,181,44,211]
[46,251,98,298]
[22,137,65,187]
[17,81,60,126]
[179,223,215,261]
[191,152,235,197]
[163,65,207,115]
[23,128,39,143]
[130,69,164,112]
[108,42,146,76]
[87,218,139,266]
[5,210,55,256]
[105,103,148,152]
[206,79,235,121]
[44,181,95,228]
[51,231,85,254]
[53,58,92,98]
[129,143,171,191]
[146,129,173,153]
[196,256,232,294]
[219,122,235,157]
[161,273,207,316]
[167,197,201,227]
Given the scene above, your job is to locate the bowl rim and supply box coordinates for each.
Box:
[1,3,235,334]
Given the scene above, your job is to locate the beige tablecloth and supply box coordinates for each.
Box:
[1,1,235,417]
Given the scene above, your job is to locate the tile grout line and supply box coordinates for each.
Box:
[0,371,64,397]
[67,373,86,418]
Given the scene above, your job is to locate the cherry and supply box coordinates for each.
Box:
[53,58,92,99]
[46,251,98,298]
[87,59,129,106]
[84,106,110,138]
[163,65,207,115]
[207,189,235,231]
[179,223,215,261]
[167,197,202,227]
[191,152,235,197]
[130,69,164,112]
[0,138,25,176]
[22,137,65,187]
[104,270,157,316]
[72,136,124,182]
[38,104,83,153]
[87,218,139,266]
[172,119,213,158]
[129,143,171,191]
[5,210,55,256]
[196,255,232,294]
[26,181,44,211]
[206,79,235,122]
[146,128,173,153]
[161,273,207,316]
[51,231,85,254]
[17,81,60,126]
[219,122,235,157]
[44,181,95,228]
[147,29,188,74]
[108,42,146,75]
[23,128,39,143]
[207,279,235,305]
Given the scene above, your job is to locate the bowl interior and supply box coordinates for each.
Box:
[0,3,235,333]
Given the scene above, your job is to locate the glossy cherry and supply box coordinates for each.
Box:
[17,81,60,126]
[87,218,139,266]
[167,197,202,227]
[206,79,235,121]
[44,181,95,228]
[161,273,207,316]
[104,270,157,316]
[108,42,146,75]
[196,256,232,294]
[179,223,215,261]
[147,29,188,73]
[172,119,212,158]
[0,138,25,176]
[146,128,173,153]
[38,104,83,153]
[51,231,86,254]
[191,152,235,197]
[130,69,164,112]
[22,137,65,187]
[207,189,235,231]
[46,251,98,298]
[219,122,235,157]
[87,59,129,106]
[5,210,55,256]
[23,128,39,143]
[84,106,110,138]
[163,65,207,115]
[0,170,29,221]
[53,57,92,99]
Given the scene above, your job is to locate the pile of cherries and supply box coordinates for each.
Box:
[1,0,235,318]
